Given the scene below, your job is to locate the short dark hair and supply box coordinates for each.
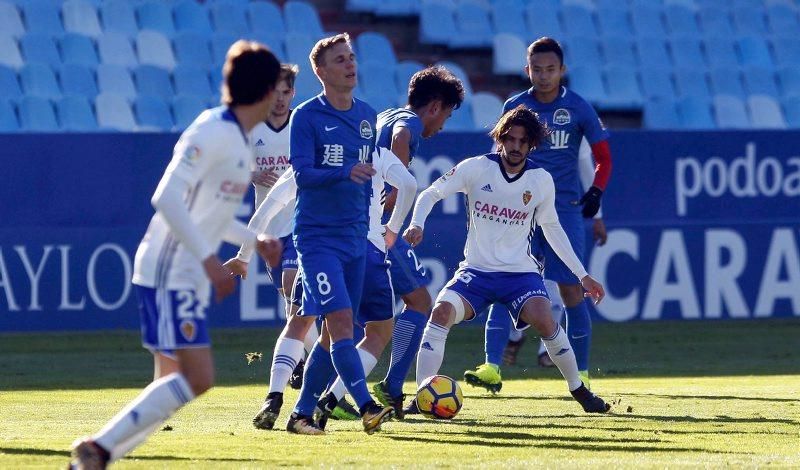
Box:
[527,36,564,65]
[222,40,280,106]
[489,105,549,149]
[279,63,299,89]
[407,65,466,110]
[309,33,352,68]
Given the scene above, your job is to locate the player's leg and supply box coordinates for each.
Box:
[282,267,317,390]
[463,303,508,393]
[536,279,564,367]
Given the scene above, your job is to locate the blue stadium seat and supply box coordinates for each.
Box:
[249,32,285,61]
[20,63,60,100]
[135,94,174,131]
[471,91,503,130]
[62,0,102,38]
[56,95,98,131]
[708,66,745,97]
[674,68,710,99]
[97,64,136,100]
[562,0,594,9]
[210,1,248,35]
[664,4,699,36]
[601,36,636,66]
[174,1,213,35]
[771,36,800,68]
[747,95,787,129]
[293,66,321,103]
[732,6,767,35]
[766,4,799,34]
[640,66,675,100]
[359,90,396,113]
[173,65,212,98]
[137,1,176,37]
[133,65,174,100]
[346,0,379,14]
[712,94,749,128]
[358,61,398,99]
[643,99,680,129]
[0,35,23,69]
[137,31,176,71]
[596,8,633,37]
[356,32,397,66]
[561,4,598,37]
[703,36,739,68]
[248,1,285,36]
[60,33,99,67]
[419,2,456,47]
[670,35,706,68]
[100,0,139,38]
[284,32,316,67]
[284,1,325,38]
[210,32,238,66]
[698,7,734,36]
[742,66,779,98]
[0,99,19,132]
[452,0,493,48]
[777,66,800,98]
[492,33,526,76]
[436,60,472,97]
[630,4,667,37]
[677,96,715,129]
[602,64,642,110]
[783,96,800,127]
[172,94,208,129]
[636,37,672,68]
[22,1,64,36]
[0,65,22,102]
[524,4,563,40]
[0,1,25,38]
[445,100,474,131]
[395,60,423,94]
[375,0,420,17]
[568,66,605,105]
[95,92,136,130]
[737,36,773,68]
[209,66,222,101]
[97,32,138,68]
[491,0,527,39]
[19,95,58,131]
[59,64,98,99]
[173,32,212,70]
[20,34,61,68]
[563,36,602,68]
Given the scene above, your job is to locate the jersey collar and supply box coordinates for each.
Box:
[487,153,533,183]
[265,109,292,133]
[221,107,248,143]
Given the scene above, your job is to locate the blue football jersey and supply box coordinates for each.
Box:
[375,108,424,160]
[290,94,377,240]
[503,86,609,213]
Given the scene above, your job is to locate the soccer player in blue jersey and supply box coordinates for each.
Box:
[284,33,394,435]
[367,66,465,418]
[69,41,283,469]
[465,37,613,392]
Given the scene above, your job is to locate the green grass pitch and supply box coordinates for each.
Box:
[1,319,798,468]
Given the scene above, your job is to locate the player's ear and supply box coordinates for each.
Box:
[429,99,441,116]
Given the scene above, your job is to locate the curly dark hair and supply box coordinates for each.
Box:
[407,65,465,110]
[489,105,549,149]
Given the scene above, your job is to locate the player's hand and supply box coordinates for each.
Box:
[403,225,423,247]
[350,163,376,184]
[223,258,249,279]
[578,186,603,219]
[580,275,605,305]
[256,234,283,268]
[593,218,607,246]
[383,226,398,249]
[203,255,236,303]
[252,168,279,187]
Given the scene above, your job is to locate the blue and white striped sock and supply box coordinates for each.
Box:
[385,309,428,397]
[268,336,305,394]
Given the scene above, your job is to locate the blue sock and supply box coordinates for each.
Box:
[565,302,592,371]
[385,309,428,396]
[330,338,373,409]
[293,342,335,416]
[325,322,366,392]
[485,304,511,366]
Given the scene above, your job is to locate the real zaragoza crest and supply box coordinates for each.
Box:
[523,190,532,205]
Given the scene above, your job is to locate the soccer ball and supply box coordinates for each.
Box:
[415,375,463,420]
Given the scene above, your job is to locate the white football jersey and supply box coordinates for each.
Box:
[133,108,253,299]
[249,116,293,238]
[417,154,586,276]
[367,147,409,251]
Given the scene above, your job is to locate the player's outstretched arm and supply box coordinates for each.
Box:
[223,258,249,279]
[236,171,296,263]
[382,149,418,236]
[580,275,605,305]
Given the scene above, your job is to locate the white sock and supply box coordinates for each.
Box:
[415,323,450,388]
[542,326,582,391]
[109,422,160,462]
[303,323,319,355]
[93,373,194,455]
[509,328,523,342]
[268,337,305,394]
[329,348,378,400]
[539,304,565,355]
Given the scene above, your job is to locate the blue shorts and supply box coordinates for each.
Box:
[268,234,298,290]
[531,211,585,284]
[387,236,431,296]
[295,237,367,316]
[441,267,549,330]
[355,241,395,327]
[137,285,210,356]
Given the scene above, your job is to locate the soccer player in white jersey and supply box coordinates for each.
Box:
[68,41,284,469]
[405,106,611,413]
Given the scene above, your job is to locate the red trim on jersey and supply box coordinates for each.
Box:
[590,140,612,189]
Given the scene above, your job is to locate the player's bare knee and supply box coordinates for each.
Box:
[521,298,557,337]
[430,304,455,327]
[286,314,313,340]
[403,287,432,313]
[325,309,354,341]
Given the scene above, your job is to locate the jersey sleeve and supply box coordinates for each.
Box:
[289,107,351,187]
[579,99,610,145]
[236,171,297,262]
[378,148,417,234]
[165,122,224,187]
[410,158,475,229]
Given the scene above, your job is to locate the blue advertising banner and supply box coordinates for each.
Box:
[0,130,797,332]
